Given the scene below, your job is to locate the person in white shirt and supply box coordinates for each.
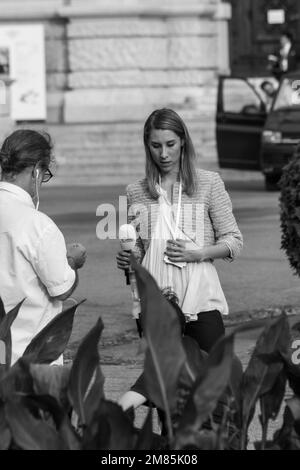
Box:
[0,129,86,364]
[268,31,297,81]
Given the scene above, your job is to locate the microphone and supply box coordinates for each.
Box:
[119,224,141,323]
[119,224,137,285]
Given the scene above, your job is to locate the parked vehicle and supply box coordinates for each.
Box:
[216,72,300,190]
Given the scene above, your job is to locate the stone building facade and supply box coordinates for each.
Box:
[0,0,231,185]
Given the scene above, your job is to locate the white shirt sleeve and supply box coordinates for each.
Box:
[31,223,76,297]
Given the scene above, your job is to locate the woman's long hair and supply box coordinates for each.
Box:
[143,108,197,198]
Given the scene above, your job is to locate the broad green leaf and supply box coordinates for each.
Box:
[0,297,5,323]
[292,321,300,333]
[0,405,11,450]
[259,369,287,449]
[83,367,105,426]
[0,359,34,400]
[97,401,136,450]
[174,333,234,450]
[59,415,81,450]
[229,354,243,408]
[82,411,110,450]
[0,300,25,367]
[272,406,293,449]
[180,337,208,388]
[22,394,65,432]
[68,318,104,427]
[135,407,154,450]
[21,394,81,450]
[30,364,71,406]
[260,369,286,423]
[5,400,62,450]
[241,314,290,448]
[132,257,186,442]
[23,300,86,364]
[0,299,24,340]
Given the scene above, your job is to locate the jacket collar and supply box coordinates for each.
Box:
[0,181,34,208]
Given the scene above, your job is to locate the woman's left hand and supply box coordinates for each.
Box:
[165,239,201,263]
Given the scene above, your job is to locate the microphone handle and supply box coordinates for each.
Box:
[125,269,130,285]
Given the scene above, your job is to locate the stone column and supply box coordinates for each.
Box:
[214,2,232,75]
[63,0,219,125]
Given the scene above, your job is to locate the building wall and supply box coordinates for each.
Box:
[0,0,231,184]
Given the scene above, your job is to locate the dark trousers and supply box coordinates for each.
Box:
[136,309,225,352]
[184,309,225,353]
[135,309,225,437]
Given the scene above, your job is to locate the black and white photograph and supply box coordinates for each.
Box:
[0,0,300,454]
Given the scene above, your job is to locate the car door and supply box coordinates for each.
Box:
[216,76,267,170]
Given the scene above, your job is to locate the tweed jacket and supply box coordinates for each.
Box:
[126,169,243,263]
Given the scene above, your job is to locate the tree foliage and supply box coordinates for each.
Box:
[279,147,300,276]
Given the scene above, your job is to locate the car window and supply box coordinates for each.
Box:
[273,78,300,110]
[223,78,262,114]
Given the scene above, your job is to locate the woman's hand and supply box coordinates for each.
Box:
[116,250,131,271]
[165,239,202,263]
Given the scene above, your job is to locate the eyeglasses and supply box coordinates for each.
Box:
[42,168,53,183]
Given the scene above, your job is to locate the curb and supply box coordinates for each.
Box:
[224,305,300,328]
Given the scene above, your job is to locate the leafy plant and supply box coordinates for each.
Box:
[279,147,300,276]
[0,259,299,450]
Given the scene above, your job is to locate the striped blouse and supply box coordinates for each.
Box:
[126,169,243,264]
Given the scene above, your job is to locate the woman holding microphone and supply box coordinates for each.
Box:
[117,108,243,353]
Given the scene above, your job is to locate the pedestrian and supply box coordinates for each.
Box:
[268,31,297,81]
[116,108,243,353]
[0,129,86,364]
[260,80,277,111]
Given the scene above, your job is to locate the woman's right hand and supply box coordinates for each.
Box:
[116,250,131,271]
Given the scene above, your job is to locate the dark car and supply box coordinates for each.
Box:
[216,72,300,190]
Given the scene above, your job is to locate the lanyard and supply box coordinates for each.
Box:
[174,181,182,239]
[158,176,182,239]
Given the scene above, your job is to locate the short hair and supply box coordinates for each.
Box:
[0,129,53,177]
[143,108,197,199]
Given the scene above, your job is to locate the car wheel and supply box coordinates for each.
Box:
[265,174,280,191]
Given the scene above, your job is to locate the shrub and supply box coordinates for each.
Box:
[279,146,300,276]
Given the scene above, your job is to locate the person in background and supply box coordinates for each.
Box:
[268,31,297,81]
[260,80,277,111]
[0,129,86,364]
[117,108,243,354]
